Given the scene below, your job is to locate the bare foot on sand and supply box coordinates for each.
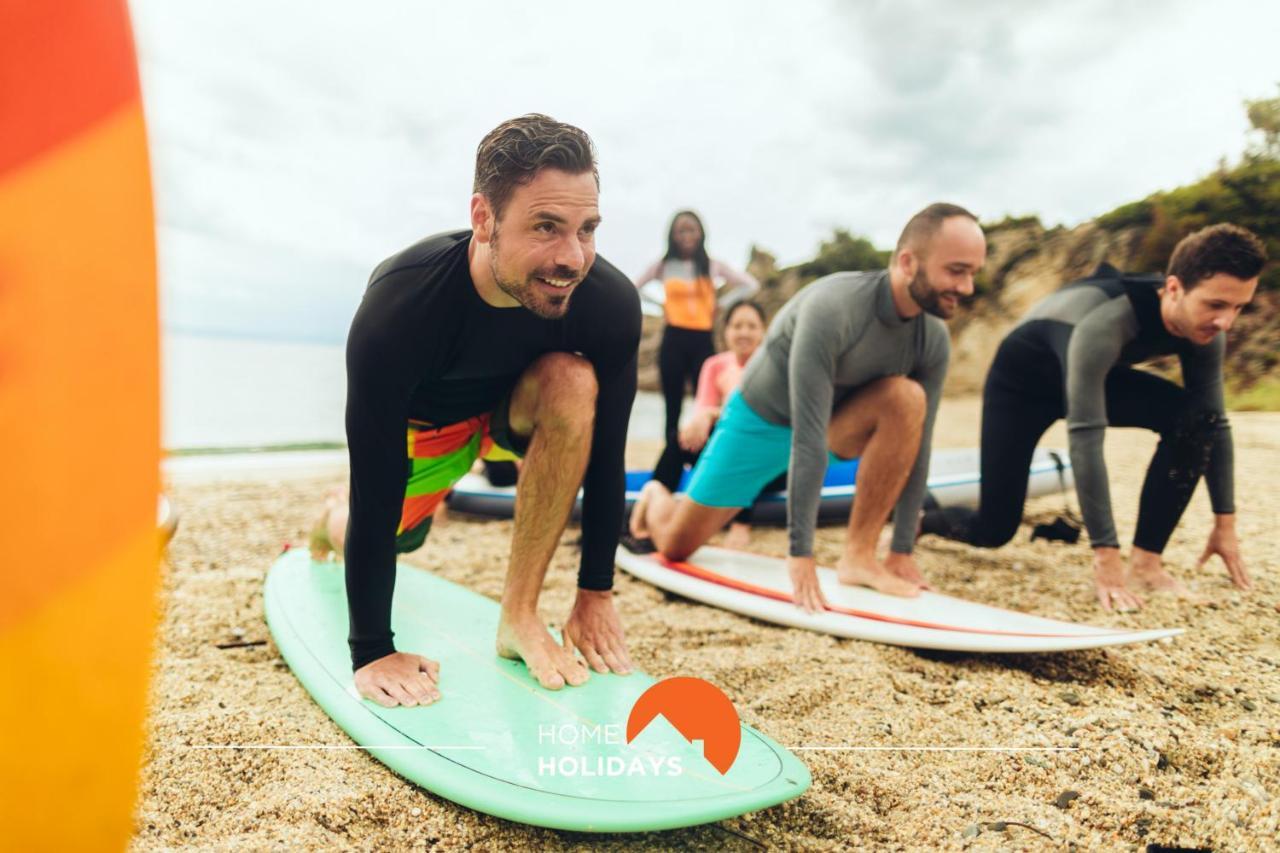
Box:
[309,487,346,561]
[628,480,664,539]
[836,553,921,597]
[1136,563,1192,596]
[723,522,751,551]
[496,613,589,690]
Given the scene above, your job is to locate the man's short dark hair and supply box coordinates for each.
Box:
[1167,223,1268,290]
[895,202,979,256]
[473,114,598,220]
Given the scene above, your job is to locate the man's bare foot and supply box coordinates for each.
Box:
[496,612,589,690]
[628,480,663,539]
[308,488,345,561]
[884,551,930,589]
[1128,560,1193,599]
[836,554,921,597]
[723,522,751,551]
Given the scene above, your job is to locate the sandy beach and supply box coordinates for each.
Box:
[133,397,1279,850]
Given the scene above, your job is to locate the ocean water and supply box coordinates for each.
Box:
[162,332,666,451]
[163,332,347,450]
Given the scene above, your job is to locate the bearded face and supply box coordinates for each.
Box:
[907,264,961,319]
[488,221,584,320]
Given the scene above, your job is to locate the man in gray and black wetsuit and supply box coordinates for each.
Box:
[924,224,1266,610]
[630,203,986,612]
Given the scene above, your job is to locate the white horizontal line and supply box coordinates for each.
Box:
[182,745,484,751]
[786,746,1079,752]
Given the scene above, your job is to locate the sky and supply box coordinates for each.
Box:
[130,0,1280,343]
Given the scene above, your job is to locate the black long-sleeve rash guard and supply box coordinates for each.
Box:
[343,230,641,670]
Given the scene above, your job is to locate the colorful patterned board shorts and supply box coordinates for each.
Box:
[395,400,525,554]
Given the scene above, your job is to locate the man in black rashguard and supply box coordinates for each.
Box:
[924,224,1266,611]
[314,115,641,707]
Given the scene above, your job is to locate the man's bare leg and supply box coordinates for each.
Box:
[827,377,926,596]
[494,353,599,690]
[631,479,741,562]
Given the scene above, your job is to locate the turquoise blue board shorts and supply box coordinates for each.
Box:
[686,390,842,508]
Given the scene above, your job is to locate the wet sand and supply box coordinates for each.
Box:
[133,397,1279,850]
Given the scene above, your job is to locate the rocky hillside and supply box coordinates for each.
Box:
[640,205,1278,408]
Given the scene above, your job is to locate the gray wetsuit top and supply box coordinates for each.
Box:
[739,270,950,557]
[1015,270,1233,547]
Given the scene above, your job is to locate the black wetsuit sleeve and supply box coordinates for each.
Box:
[343,271,437,670]
[573,270,642,590]
[1181,336,1234,514]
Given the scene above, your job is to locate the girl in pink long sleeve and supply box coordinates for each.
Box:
[677,300,773,548]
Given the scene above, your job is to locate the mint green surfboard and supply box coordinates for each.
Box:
[264,547,810,832]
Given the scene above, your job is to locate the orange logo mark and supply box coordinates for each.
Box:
[626,677,741,774]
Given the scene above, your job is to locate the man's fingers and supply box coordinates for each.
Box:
[1228,556,1252,590]
[356,679,398,708]
[383,681,419,707]
[602,631,633,674]
[413,672,442,703]
[797,580,824,614]
[1097,586,1115,612]
[417,657,441,682]
[403,677,438,705]
[1118,589,1144,611]
[579,641,609,674]
[600,647,624,674]
[1197,545,1213,568]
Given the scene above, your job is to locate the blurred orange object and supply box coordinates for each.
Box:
[0,1,161,848]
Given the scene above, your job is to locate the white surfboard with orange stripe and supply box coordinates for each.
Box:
[615,546,1181,653]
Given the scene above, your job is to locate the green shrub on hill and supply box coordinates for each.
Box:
[1097,86,1280,291]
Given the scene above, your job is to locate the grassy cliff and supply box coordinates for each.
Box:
[638,156,1277,409]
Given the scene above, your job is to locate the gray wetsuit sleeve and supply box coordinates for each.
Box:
[1181,335,1234,513]
[785,295,855,557]
[890,328,949,553]
[1064,299,1135,548]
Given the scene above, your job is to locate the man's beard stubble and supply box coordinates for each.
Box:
[489,227,577,320]
[907,267,955,319]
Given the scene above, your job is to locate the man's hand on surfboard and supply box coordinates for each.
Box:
[562,589,633,676]
[354,652,441,708]
[1092,548,1144,612]
[787,556,829,614]
[1199,515,1251,590]
[496,612,590,690]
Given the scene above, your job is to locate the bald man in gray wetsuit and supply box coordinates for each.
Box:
[924,224,1267,611]
[630,203,986,612]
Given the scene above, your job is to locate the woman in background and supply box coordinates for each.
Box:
[635,210,760,494]
[676,299,774,548]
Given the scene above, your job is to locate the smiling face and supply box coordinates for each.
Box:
[902,216,986,319]
[723,303,765,361]
[472,167,600,319]
[1162,272,1257,345]
[670,213,703,259]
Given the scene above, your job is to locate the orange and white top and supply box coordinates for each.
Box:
[634,257,759,331]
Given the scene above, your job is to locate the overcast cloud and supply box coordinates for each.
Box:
[130,0,1280,343]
